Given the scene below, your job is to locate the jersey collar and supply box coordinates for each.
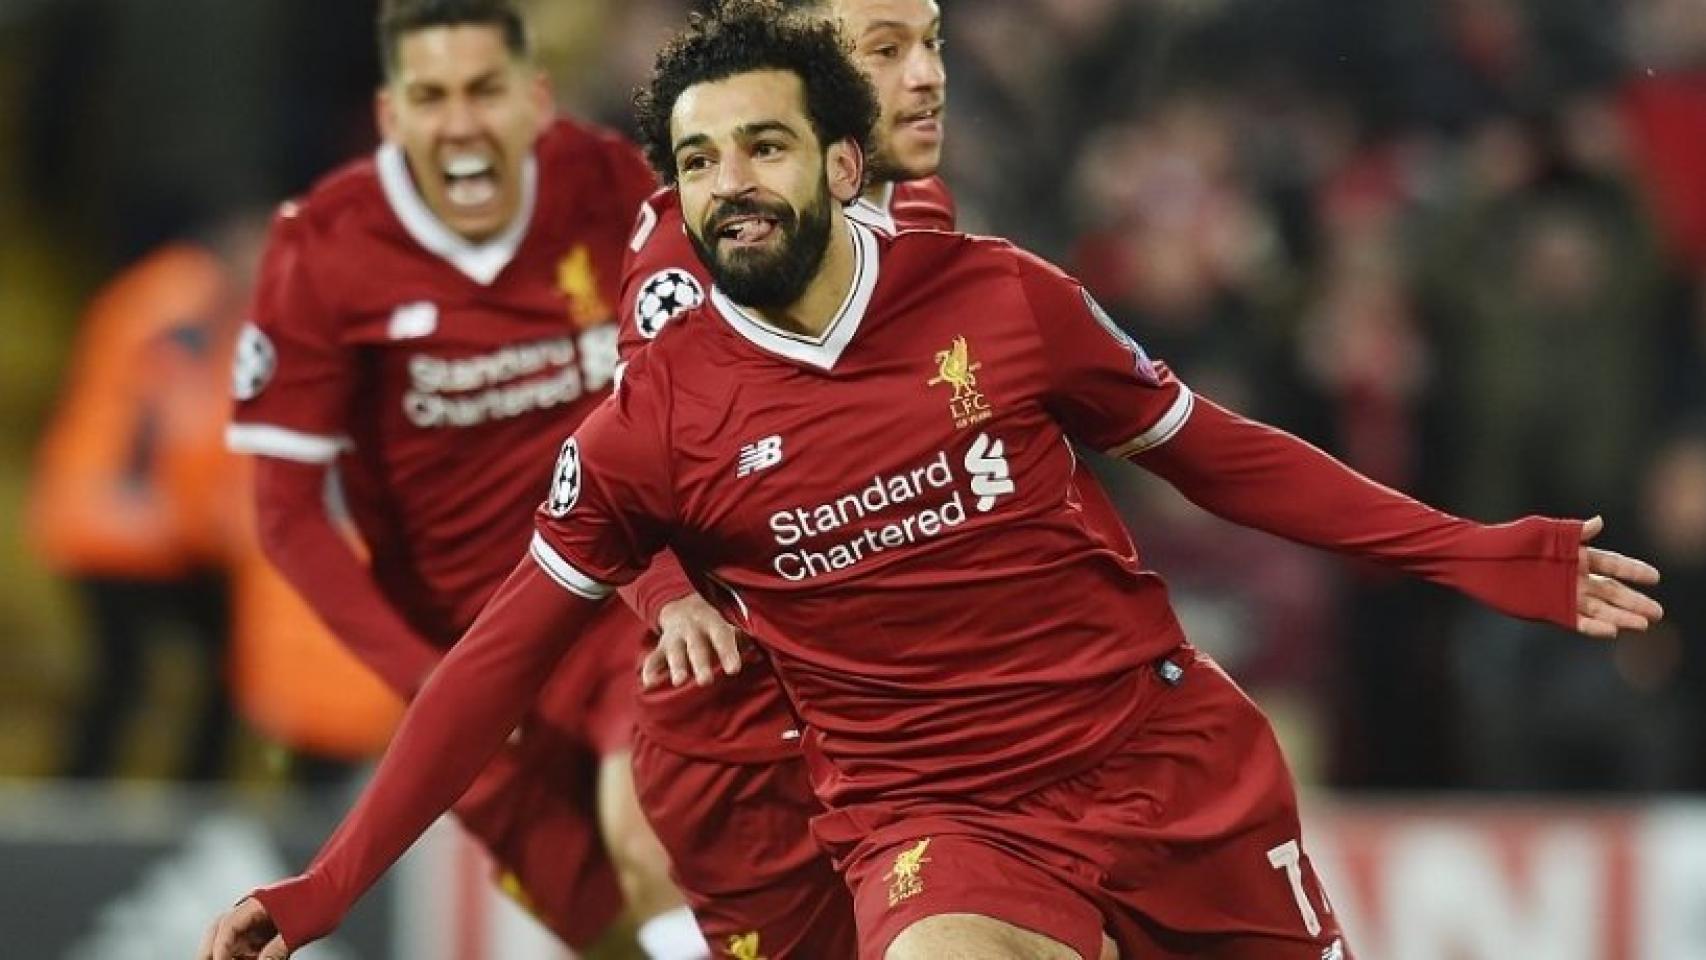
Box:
[376,142,538,286]
[709,217,880,372]
[846,182,897,235]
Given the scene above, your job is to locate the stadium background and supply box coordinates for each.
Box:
[0,0,1703,956]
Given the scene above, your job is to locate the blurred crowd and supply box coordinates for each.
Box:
[2,0,1703,793]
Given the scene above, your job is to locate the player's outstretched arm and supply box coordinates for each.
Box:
[1135,394,1663,636]
[198,559,602,954]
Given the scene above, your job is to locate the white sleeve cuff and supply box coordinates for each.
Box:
[529,532,615,600]
[1106,387,1194,459]
[225,423,352,463]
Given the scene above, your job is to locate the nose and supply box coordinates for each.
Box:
[442,93,481,140]
[904,43,946,93]
[712,149,757,199]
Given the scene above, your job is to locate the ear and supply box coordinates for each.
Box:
[825,137,865,204]
[528,67,555,121]
[375,86,398,143]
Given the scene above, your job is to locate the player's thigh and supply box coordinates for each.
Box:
[887,913,1085,960]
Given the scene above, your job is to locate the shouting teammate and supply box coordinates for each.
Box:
[202,5,1662,960]
[616,1,953,955]
[220,1,704,956]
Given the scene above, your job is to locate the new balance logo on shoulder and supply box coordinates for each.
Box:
[737,435,785,477]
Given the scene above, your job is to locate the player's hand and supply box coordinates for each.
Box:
[198,897,290,960]
[641,593,745,688]
[1576,516,1664,639]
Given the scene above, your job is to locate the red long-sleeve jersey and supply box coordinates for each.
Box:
[253,223,1579,948]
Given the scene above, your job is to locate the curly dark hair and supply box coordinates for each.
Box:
[378,0,528,79]
[633,0,879,186]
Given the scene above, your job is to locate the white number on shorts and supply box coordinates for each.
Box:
[1266,839,1322,936]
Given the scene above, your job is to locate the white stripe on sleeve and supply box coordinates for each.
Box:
[529,532,615,600]
[225,423,351,463]
[1106,387,1195,459]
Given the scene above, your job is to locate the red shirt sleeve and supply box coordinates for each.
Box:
[226,203,353,464]
[531,349,677,595]
[616,190,708,365]
[251,559,600,948]
[1015,250,1194,454]
[1136,393,1581,628]
[252,458,442,697]
[611,189,707,625]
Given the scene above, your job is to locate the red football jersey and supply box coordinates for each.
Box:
[615,177,962,763]
[542,220,1191,805]
[229,119,657,644]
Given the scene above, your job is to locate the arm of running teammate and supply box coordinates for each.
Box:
[252,457,442,696]
[228,205,443,697]
[1019,250,1661,637]
[614,187,744,687]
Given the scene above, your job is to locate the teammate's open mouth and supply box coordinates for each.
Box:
[715,215,780,248]
[442,153,500,210]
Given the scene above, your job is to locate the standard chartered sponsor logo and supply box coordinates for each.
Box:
[403,329,616,428]
[769,433,1013,582]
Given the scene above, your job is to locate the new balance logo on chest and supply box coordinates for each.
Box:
[737,435,785,477]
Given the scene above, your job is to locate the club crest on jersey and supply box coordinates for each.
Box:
[724,932,766,960]
[231,322,276,400]
[558,245,611,328]
[926,336,992,429]
[886,838,933,907]
[1082,289,1159,385]
[634,268,704,340]
[544,438,582,518]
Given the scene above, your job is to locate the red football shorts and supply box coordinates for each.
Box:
[632,730,858,960]
[811,648,1350,960]
[449,599,645,948]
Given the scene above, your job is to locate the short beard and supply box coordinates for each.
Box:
[691,181,835,311]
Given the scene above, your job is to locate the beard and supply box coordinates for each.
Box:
[691,180,835,310]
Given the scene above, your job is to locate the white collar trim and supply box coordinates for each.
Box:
[710,218,880,371]
[846,182,897,235]
[376,141,537,286]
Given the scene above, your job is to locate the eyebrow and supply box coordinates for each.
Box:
[672,120,803,155]
[859,18,941,36]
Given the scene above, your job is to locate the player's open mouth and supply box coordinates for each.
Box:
[442,153,500,210]
[715,215,780,247]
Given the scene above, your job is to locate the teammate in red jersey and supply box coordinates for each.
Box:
[219,2,705,957]
[200,6,1663,960]
[614,2,955,956]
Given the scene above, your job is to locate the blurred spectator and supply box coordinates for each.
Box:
[26,222,253,780]
[25,213,395,781]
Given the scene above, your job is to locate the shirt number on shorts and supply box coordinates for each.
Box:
[1267,839,1322,936]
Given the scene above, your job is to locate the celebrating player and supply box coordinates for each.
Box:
[218,1,704,957]
[201,4,1663,959]
[615,1,954,955]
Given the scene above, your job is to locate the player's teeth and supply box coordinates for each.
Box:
[444,155,491,178]
[447,176,497,208]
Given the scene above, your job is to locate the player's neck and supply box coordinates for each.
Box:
[746,214,857,339]
[859,180,896,211]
